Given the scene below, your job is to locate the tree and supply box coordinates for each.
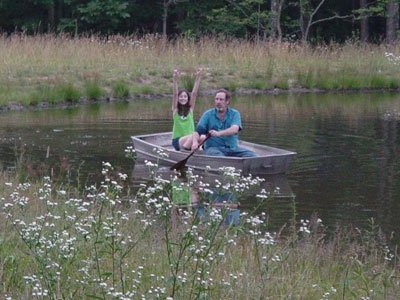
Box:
[161,0,187,38]
[207,0,270,39]
[269,0,285,41]
[299,0,353,42]
[360,0,369,43]
[386,0,399,44]
[77,0,130,33]
[353,0,399,43]
[173,1,226,37]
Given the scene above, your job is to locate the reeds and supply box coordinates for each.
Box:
[1,34,400,107]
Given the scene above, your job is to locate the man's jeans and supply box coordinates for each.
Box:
[204,146,257,157]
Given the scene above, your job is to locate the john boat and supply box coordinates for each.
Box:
[131,132,296,175]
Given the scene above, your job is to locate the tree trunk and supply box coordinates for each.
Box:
[162,0,173,39]
[48,2,55,32]
[386,0,399,44]
[270,0,284,41]
[360,0,369,43]
[162,3,167,38]
[300,0,311,42]
[56,0,63,25]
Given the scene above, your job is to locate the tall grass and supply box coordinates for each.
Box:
[112,80,130,98]
[1,34,400,107]
[0,147,399,299]
[84,80,103,100]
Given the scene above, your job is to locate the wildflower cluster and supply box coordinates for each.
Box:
[124,145,136,160]
[299,219,311,234]
[1,161,156,298]
[385,52,400,65]
[199,167,264,207]
[1,159,399,299]
[153,146,169,158]
[321,286,337,299]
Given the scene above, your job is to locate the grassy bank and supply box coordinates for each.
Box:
[0,155,399,299]
[1,34,400,109]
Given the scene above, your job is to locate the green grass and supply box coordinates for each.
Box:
[131,84,155,94]
[274,78,289,89]
[247,79,268,90]
[1,34,400,108]
[56,83,81,103]
[181,74,195,91]
[222,81,238,92]
[386,77,400,89]
[112,80,130,98]
[84,81,103,100]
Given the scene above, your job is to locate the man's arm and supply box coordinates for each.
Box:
[210,109,241,137]
[192,111,209,150]
[209,125,239,137]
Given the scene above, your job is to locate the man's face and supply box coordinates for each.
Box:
[214,92,229,113]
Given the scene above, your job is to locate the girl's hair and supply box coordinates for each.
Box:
[177,89,191,116]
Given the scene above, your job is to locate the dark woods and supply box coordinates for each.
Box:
[0,0,399,44]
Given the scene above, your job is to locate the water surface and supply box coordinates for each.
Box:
[1,92,399,239]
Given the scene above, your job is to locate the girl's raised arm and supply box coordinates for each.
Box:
[190,67,202,111]
[172,69,179,112]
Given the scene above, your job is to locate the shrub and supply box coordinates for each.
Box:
[57,83,80,103]
[248,80,267,90]
[135,85,154,94]
[224,81,238,92]
[112,80,130,98]
[181,74,195,91]
[386,77,400,89]
[84,81,103,100]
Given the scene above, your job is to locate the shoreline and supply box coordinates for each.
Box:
[1,86,399,113]
[2,36,400,113]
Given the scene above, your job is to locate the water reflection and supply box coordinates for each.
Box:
[131,161,296,229]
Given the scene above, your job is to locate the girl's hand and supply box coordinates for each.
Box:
[173,69,179,78]
[195,67,202,76]
[191,140,199,151]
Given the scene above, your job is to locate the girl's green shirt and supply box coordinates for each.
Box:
[172,111,195,139]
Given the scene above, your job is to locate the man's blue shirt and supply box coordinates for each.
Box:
[196,108,242,149]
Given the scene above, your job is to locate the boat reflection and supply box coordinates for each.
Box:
[131,160,296,227]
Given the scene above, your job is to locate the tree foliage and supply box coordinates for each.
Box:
[0,0,398,43]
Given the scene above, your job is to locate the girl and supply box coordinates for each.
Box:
[171,68,204,151]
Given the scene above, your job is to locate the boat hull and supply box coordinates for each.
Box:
[131,132,296,175]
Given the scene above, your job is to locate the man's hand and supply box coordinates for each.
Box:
[209,130,221,137]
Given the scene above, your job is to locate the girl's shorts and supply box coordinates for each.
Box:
[172,138,180,151]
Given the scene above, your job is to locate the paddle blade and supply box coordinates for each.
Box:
[170,157,189,171]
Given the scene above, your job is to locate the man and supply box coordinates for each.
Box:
[192,89,256,157]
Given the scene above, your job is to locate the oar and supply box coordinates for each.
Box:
[170,133,211,171]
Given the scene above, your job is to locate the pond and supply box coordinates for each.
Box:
[1,92,399,239]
